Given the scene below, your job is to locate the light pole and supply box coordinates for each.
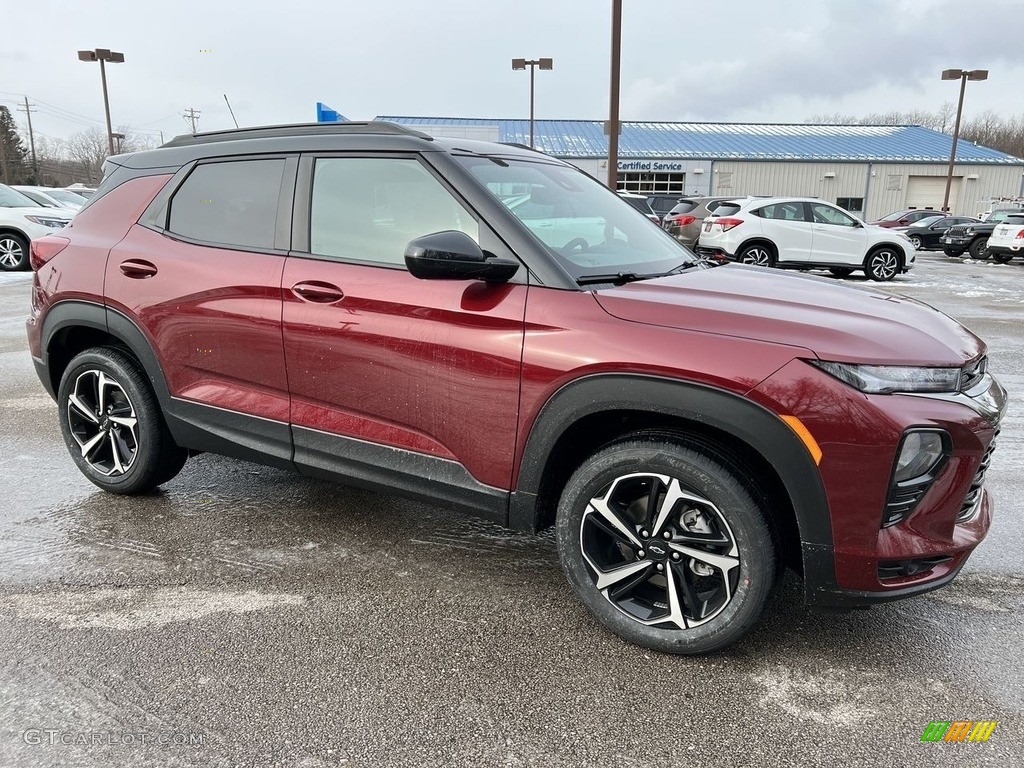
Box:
[511,57,553,149]
[940,68,988,213]
[77,48,125,157]
[607,0,622,190]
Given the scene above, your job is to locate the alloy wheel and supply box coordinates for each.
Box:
[868,249,899,280]
[740,246,772,266]
[579,472,740,629]
[66,370,140,476]
[0,236,25,269]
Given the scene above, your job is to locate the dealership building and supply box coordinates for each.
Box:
[316,105,1024,220]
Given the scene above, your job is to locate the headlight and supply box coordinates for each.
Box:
[25,216,69,229]
[810,360,961,394]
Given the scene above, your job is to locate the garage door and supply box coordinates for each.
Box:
[906,175,960,212]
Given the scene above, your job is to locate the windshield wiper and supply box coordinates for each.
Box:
[575,263,700,286]
[576,271,665,286]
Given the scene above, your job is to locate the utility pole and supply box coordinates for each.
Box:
[17,97,38,179]
[607,0,623,190]
[183,108,201,133]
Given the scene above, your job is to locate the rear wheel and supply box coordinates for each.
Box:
[829,267,855,278]
[555,438,775,655]
[865,247,901,281]
[908,235,922,250]
[0,233,29,271]
[57,347,188,494]
[737,243,775,267]
[969,237,990,260]
[992,251,1014,264]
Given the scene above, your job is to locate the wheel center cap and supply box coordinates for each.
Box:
[100,417,110,431]
[644,540,669,561]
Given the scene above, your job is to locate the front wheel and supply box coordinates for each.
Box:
[0,233,29,271]
[943,247,964,257]
[865,248,901,281]
[969,237,989,260]
[555,438,776,655]
[57,347,188,494]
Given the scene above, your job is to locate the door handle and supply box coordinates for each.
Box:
[291,281,345,304]
[119,259,158,278]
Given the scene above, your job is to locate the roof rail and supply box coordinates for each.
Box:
[161,121,433,148]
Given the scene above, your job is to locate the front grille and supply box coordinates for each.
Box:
[946,224,972,238]
[958,432,998,523]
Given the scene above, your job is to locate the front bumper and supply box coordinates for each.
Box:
[750,362,1007,609]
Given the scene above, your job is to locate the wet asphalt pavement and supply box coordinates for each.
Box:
[0,254,1022,768]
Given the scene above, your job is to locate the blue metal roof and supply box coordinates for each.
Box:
[376,116,1023,164]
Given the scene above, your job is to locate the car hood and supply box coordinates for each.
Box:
[4,205,73,219]
[592,264,983,366]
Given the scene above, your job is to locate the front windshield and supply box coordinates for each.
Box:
[0,184,40,208]
[456,155,697,279]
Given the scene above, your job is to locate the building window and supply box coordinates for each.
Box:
[836,197,864,213]
[617,171,686,195]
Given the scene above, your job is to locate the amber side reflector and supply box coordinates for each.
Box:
[780,415,823,465]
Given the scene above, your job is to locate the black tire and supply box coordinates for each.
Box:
[992,252,1014,264]
[0,232,30,271]
[943,247,964,257]
[865,247,901,281]
[829,267,855,278]
[969,237,989,260]
[57,347,188,494]
[555,438,776,655]
[737,243,775,267]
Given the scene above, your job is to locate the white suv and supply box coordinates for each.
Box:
[0,184,73,271]
[697,197,916,281]
[986,212,1024,264]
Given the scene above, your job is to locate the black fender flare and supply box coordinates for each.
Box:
[510,373,832,552]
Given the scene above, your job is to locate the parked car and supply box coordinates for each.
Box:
[618,192,661,224]
[13,186,88,210]
[697,197,916,281]
[65,183,97,199]
[942,208,1024,259]
[985,212,1024,263]
[871,208,943,229]
[0,184,73,271]
[646,194,684,221]
[27,122,1005,655]
[902,216,981,251]
[662,196,739,248]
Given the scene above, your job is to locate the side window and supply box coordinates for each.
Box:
[759,202,807,221]
[811,203,857,227]
[168,159,285,249]
[310,157,478,266]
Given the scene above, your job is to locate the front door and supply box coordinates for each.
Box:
[282,154,527,520]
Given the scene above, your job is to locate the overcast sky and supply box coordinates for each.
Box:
[2,0,1021,146]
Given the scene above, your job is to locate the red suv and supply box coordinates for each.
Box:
[26,123,1006,654]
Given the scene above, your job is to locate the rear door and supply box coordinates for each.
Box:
[281,153,527,518]
[106,156,295,464]
[808,202,868,264]
[754,201,813,263]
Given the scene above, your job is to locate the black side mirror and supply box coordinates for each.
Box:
[405,230,519,283]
